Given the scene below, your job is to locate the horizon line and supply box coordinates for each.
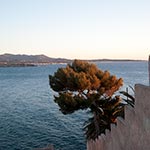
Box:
[0,53,147,61]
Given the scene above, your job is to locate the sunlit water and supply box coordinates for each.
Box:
[0,61,148,150]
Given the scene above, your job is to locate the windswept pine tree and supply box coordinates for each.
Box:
[49,60,134,140]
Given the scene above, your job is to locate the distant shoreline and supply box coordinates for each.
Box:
[88,59,146,62]
[0,60,146,67]
[0,53,147,67]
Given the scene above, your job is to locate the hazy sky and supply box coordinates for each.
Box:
[0,0,150,59]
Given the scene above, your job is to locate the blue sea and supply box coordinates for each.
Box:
[0,61,148,150]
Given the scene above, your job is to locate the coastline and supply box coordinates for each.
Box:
[0,60,146,67]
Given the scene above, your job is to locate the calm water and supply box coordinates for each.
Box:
[0,61,148,150]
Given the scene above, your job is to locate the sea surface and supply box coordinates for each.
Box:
[0,61,149,150]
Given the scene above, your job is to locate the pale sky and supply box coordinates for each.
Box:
[0,0,150,60]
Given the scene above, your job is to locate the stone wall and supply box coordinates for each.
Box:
[87,84,150,150]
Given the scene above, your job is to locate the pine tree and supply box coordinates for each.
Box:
[49,60,134,140]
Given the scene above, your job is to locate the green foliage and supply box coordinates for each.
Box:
[49,59,134,140]
[84,95,125,140]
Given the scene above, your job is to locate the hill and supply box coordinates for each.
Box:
[0,53,144,67]
[0,53,71,66]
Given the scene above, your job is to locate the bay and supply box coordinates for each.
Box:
[0,61,148,150]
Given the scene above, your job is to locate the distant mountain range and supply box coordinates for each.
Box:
[0,53,71,66]
[0,53,144,67]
